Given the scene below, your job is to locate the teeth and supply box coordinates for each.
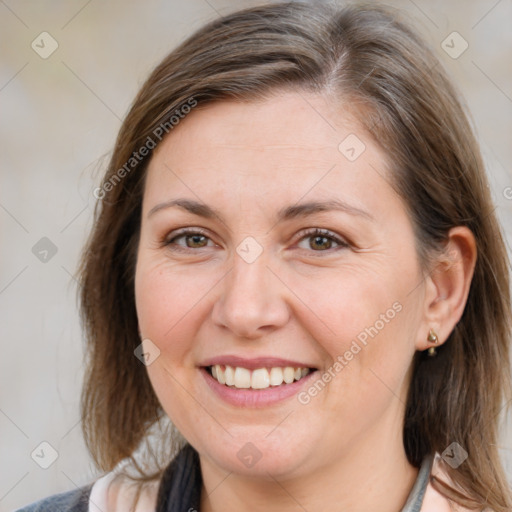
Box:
[224,365,235,386]
[269,367,284,386]
[210,365,311,389]
[283,367,295,384]
[215,364,226,384]
[251,368,270,389]
[234,367,251,388]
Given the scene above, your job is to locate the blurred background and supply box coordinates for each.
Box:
[1,0,511,509]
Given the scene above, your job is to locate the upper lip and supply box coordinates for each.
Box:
[200,356,317,370]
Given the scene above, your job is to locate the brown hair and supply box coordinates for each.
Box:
[78,2,512,510]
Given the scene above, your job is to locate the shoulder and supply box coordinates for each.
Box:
[420,454,480,512]
[14,484,93,512]
[422,483,478,512]
[14,472,160,512]
[15,444,196,512]
[91,471,159,512]
[421,481,453,512]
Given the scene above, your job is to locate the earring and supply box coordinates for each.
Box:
[427,328,438,357]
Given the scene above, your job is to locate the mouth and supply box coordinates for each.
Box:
[205,364,315,390]
[199,356,319,407]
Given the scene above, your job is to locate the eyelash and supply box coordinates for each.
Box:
[298,228,350,253]
[163,227,349,255]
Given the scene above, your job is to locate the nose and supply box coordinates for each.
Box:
[211,248,290,340]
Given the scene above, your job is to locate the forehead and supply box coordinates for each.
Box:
[143,91,394,215]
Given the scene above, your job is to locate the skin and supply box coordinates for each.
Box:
[134,91,476,512]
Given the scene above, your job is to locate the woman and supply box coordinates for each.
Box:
[18,2,511,511]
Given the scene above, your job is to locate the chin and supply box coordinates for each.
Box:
[197,428,314,479]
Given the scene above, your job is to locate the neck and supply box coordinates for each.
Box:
[199,426,418,512]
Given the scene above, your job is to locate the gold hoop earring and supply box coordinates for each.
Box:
[427,328,438,356]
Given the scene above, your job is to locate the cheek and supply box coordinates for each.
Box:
[134,258,212,436]
[285,261,414,351]
[134,257,217,350]
[286,261,420,406]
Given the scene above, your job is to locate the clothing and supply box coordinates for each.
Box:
[14,483,92,512]
[15,444,438,512]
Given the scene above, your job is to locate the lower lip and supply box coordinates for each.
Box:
[200,367,318,408]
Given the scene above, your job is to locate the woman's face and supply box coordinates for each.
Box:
[135,91,429,479]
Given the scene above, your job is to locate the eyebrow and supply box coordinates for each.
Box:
[147,198,374,222]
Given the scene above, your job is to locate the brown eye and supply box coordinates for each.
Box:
[182,233,208,248]
[164,229,214,251]
[296,228,349,253]
[309,235,334,250]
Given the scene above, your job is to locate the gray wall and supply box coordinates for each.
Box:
[1,0,511,510]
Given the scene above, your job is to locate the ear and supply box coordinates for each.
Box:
[416,226,477,351]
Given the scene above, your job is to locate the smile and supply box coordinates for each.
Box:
[208,365,312,389]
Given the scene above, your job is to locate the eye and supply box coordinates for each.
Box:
[164,228,216,251]
[296,228,349,253]
[163,227,349,254]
